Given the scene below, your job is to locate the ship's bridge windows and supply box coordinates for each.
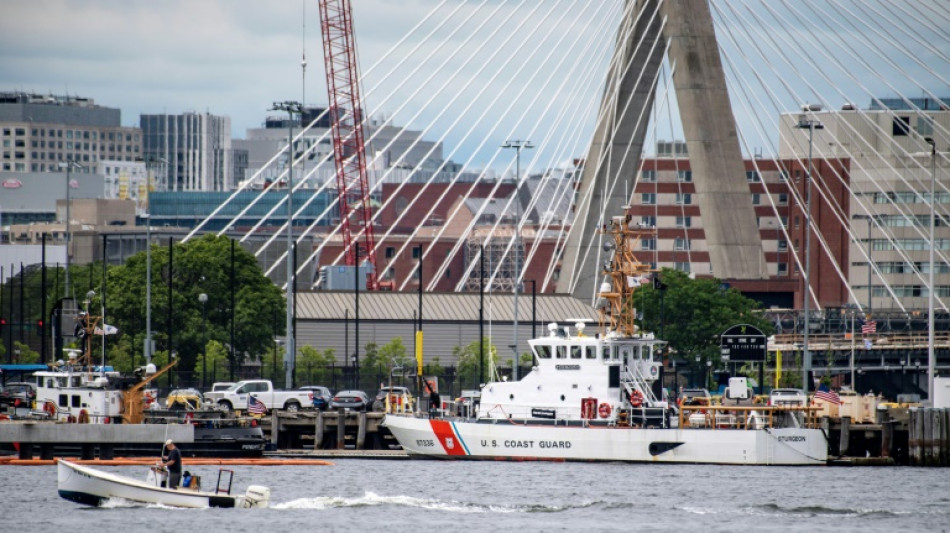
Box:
[585,346,597,359]
[619,346,632,360]
[46,379,54,388]
[536,345,553,359]
[556,346,568,359]
[570,346,583,359]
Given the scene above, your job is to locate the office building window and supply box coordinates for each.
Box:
[641,169,656,182]
[675,216,691,228]
[641,193,656,205]
[677,170,692,182]
[675,193,692,205]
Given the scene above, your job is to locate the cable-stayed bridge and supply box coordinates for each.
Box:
[181,0,948,328]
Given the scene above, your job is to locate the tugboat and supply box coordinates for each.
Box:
[17,304,265,458]
[384,215,828,465]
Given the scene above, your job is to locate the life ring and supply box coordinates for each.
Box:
[44,401,57,416]
[629,389,644,408]
[598,402,612,419]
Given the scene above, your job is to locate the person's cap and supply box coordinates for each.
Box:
[165,439,173,446]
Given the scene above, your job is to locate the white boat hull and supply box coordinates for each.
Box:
[384,416,828,465]
[57,459,245,508]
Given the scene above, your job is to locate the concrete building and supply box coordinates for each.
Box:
[778,99,950,311]
[234,108,447,189]
[141,112,237,192]
[0,91,142,173]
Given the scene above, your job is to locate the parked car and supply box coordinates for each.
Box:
[0,382,37,406]
[215,380,312,413]
[769,388,807,407]
[166,388,204,410]
[373,386,414,412]
[330,390,371,411]
[300,386,332,410]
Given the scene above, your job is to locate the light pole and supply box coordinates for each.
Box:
[142,156,166,364]
[926,137,937,401]
[58,161,81,298]
[501,140,533,381]
[706,360,712,390]
[199,293,208,389]
[795,107,824,393]
[271,100,302,390]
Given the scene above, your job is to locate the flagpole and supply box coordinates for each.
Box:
[850,313,855,390]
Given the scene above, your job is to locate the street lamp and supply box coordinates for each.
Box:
[199,293,208,389]
[142,156,166,364]
[926,137,937,401]
[694,354,701,387]
[706,360,713,390]
[271,100,302,390]
[58,161,82,298]
[795,106,824,393]
[501,140,533,381]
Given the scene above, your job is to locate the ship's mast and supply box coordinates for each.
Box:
[598,214,655,337]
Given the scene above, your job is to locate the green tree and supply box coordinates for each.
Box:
[636,268,773,366]
[295,345,337,385]
[196,340,232,384]
[106,234,285,380]
[12,341,40,364]
[452,337,498,389]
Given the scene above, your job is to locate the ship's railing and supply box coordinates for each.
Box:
[678,405,823,430]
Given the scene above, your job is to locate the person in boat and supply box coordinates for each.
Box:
[162,439,182,489]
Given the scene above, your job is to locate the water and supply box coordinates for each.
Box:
[5,460,948,532]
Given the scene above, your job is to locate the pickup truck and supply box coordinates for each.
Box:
[214,380,313,413]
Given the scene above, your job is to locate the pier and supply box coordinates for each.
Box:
[261,409,397,451]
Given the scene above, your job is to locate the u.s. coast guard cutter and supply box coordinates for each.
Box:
[384,215,828,465]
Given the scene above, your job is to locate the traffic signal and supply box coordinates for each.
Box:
[0,317,6,334]
[36,319,44,334]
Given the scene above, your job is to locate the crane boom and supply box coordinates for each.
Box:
[318,0,378,288]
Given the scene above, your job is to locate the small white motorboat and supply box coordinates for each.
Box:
[57,459,270,508]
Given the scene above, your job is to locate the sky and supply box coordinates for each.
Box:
[1,0,947,172]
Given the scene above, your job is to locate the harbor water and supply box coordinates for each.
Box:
[5,459,948,532]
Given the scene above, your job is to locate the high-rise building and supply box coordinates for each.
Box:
[0,91,141,173]
[778,100,950,312]
[140,112,235,192]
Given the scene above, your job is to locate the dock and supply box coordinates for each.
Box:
[261,409,399,451]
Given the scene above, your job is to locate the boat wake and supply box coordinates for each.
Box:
[682,503,909,518]
[273,492,592,514]
[98,497,181,510]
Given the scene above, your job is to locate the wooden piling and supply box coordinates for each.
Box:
[839,416,850,456]
[882,421,892,459]
[909,409,920,465]
[357,412,367,449]
[270,410,279,448]
[923,408,934,466]
[315,410,324,451]
[927,409,943,466]
[336,408,346,449]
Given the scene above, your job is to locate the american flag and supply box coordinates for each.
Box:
[814,388,842,405]
[248,395,267,415]
[861,319,877,334]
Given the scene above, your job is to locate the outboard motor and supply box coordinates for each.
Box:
[242,485,271,508]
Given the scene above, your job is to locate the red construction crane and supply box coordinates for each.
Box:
[318,0,378,289]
